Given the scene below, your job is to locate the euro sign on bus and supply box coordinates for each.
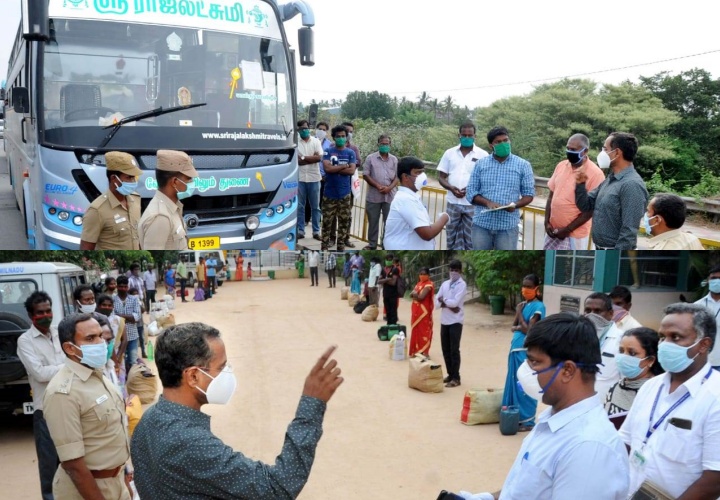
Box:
[5,0,316,250]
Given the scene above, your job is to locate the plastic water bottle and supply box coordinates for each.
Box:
[146,340,154,362]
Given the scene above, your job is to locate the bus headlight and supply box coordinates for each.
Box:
[286,232,294,242]
[73,216,83,226]
[245,215,260,231]
[283,200,292,210]
[265,208,274,218]
[276,204,284,214]
[58,211,70,222]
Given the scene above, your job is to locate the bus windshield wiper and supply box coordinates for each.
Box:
[96,103,207,150]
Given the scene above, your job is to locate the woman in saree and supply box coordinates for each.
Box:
[502,273,546,432]
[409,267,434,357]
[235,253,244,281]
[350,265,362,295]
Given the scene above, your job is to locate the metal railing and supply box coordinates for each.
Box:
[350,173,720,250]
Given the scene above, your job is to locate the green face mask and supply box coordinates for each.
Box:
[493,142,511,158]
[385,260,393,266]
[33,315,53,329]
[378,145,390,154]
[335,137,347,147]
[460,137,474,148]
[299,129,310,139]
[107,339,116,361]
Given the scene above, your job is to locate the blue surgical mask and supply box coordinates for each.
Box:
[72,341,108,369]
[642,213,659,236]
[107,339,115,361]
[615,353,648,379]
[709,278,720,294]
[175,178,196,200]
[114,176,138,196]
[658,339,701,373]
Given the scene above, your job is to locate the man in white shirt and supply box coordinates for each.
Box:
[435,260,467,387]
[694,264,720,370]
[368,256,382,306]
[16,291,65,500]
[384,157,448,250]
[619,303,720,499]
[307,250,320,287]
[459,313,629,500]
[437,121,488,250]
[297,119,324,240]
[608,285,643,333]
[583,293,622,400]
[143,263,158,312]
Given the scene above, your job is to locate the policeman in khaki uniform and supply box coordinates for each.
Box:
[44,313,131,500]
[138,150,198,250]
[80,152,142,250]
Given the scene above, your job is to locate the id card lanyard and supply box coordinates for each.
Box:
[643,367,713,446]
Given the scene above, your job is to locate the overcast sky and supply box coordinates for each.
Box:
[3,0,720,108]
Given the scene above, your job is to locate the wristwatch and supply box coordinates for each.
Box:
[300,155,305,161]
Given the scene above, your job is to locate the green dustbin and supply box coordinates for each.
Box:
[268,270,276,280]
[489,295,505,315]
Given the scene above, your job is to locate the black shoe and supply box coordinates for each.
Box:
[298,232,306,239]
[313,234,321,241]
[443,375,451,383]
[345,241,355,248]
[445,380,461,388]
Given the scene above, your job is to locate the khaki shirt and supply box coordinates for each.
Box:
[138,190,187,250]
[43,359,130,469]
[81,190,141,249]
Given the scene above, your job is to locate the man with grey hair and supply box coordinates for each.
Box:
[131,322,344,499]
[619,303,720,499]
[544,133,604,250]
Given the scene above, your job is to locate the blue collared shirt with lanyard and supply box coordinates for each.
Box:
[632,367,714,469]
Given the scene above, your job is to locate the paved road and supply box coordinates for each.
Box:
[0,151,30,250]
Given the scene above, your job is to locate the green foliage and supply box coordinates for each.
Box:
[459,251,545,308]
[341,91,395,121]
[0,251,110,270]
[103,251,154,272]
[354,122,458,164]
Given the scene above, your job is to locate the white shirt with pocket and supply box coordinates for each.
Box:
[619,364,720,497]
[383,186,434,250]
[436,145,488,206]
[595,322,623,401]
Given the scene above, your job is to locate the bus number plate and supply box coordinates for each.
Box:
[188,237,221,250]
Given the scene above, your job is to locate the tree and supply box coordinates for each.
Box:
[0,251,110,270]
[340,91,395,121]
[460,251,546,309]
[442,95,454,124]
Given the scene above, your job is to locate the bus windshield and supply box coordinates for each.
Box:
[42,18,293,150]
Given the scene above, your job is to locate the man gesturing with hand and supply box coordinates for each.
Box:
[131,322,343,499]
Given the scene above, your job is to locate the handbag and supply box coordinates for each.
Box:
[351,169,361,198]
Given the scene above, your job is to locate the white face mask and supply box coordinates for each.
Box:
[596,149,617,169]
[517,360,562,401]
[315,129,327,141]
[78,302,96,314]
[195,366,237,405]
[414,172,428,192]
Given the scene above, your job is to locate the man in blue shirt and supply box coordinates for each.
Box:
[205,255,218,294]
[466,126,535,250]
[321,125,356,251]
[458,313,629,500]
[131,323,343,499]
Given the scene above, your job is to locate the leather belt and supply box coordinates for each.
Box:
[90,466,122,479]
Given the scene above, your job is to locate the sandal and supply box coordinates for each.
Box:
[518,424,534,432]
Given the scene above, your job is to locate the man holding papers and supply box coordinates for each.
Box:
[466,126,535,250]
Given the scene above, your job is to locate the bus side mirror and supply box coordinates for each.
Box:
[298,27,314,67]
[13,88,30,113]
[22,0,50,41]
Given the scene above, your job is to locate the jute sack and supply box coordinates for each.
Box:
[362,304,379,322]
[348,293,361,307]
[460,388,504,425]
[125,394,144,438]
[340,286,349,300]
[157,313,176,329]
[126,363,158,405]
[408,354,444,393]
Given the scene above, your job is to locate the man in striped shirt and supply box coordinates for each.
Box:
[324,252,337,288]
[466,126,535,250]
[113,275,142,372]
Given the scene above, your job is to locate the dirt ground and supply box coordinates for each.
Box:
[0,275,535,500]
